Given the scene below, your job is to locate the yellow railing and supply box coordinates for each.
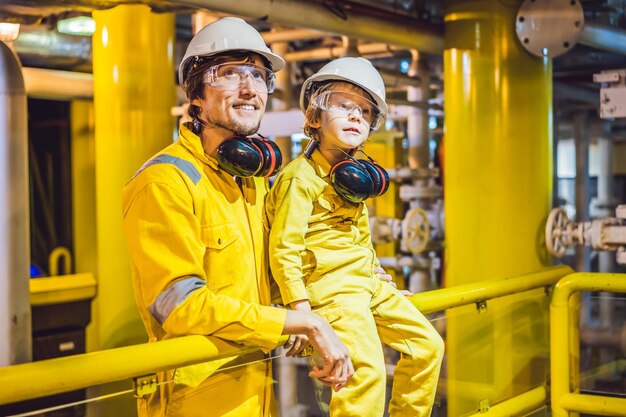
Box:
[0,264,573,411]
[410,264,572,314]
[0,335,271,405]
[550,272,626,417]
[466,385,548,417]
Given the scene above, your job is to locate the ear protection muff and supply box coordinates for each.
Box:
[330,158,389,204]
[304,140,389,204]
[216,135,282,177]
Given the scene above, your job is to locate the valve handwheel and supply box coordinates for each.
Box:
[545,207,571,257]
[403,207,430,255]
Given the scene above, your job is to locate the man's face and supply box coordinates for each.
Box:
[192,55,269,137]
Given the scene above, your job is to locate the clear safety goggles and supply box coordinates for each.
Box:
[203,63,276,94]
[312,90,385,131]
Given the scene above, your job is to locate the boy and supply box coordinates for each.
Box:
[266,57,444,417]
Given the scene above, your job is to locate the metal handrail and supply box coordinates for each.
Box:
[410,264,573,314]
[550,272,626,417]
[0,265,574,408]
[0,335,268,405]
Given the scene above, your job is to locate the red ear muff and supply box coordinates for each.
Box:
[250,137,282,177]
[360,159,389,198]
[216,136,282,178]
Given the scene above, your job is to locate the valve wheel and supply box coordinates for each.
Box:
[545,207,571,257]
[403,208,430,255]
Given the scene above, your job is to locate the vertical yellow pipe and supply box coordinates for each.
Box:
[91,7,174,415]
[444,1,552,415]
[71,100,96,281]
[92,4,174,351]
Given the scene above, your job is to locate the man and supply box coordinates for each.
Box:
[122,17,353,417]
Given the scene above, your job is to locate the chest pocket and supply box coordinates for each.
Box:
[201,222,239,290]
[315,187,345,213]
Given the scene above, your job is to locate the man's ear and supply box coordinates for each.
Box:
[191,98,203,107]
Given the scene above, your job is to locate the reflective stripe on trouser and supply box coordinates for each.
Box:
[313,280,444,417]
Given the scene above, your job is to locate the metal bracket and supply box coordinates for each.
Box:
[134,374,157,398]
[476,300,488,313]
[479,399,490,413]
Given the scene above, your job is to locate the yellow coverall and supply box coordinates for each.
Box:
[266,149,444,417]
[122,123,286,417]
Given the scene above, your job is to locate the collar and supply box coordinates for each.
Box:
[309,146,333,179]
[178,123,219,170]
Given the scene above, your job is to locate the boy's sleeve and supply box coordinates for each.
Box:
[268,177,314,305]
[357,203,381,269]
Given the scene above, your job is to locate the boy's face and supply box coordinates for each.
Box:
[315,83,374,152]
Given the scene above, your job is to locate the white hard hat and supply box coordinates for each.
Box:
[299,57,388,116]
[178,17,285,84]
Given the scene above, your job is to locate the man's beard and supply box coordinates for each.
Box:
[205,112,261,137]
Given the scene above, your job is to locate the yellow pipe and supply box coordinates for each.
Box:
[0,268,571,408]
[465,385,547,417]
[550,273,626,417]
[444,0,553,414]
[410,265,572,314]
[91,6,175,352]
[0,335,285,406]
[70,100,97,280]
[560,393,626,417]
[91,8,175,414]
[48,246,72,276]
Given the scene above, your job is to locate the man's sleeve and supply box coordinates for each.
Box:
[123,181,285,351]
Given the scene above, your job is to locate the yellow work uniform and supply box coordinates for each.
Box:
[122,123,286,417]
[266,149,444,417]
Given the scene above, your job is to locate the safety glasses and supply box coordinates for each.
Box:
[203,63,276,94]
[312,90,385,131]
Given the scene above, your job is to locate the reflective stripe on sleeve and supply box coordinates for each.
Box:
[149,277,205,324]
[133,154,202,184]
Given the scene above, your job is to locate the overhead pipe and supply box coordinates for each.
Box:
[178,0,444,54]
[11,3,626,68]
[263,28,330,43]
[0,41,31,366]
[579,22,626,55]
[284,41,397,62]
[22,67,92,100]
[13,26,91,67]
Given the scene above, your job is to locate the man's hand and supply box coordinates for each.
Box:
[306,316,354,391]
[283,310,354,391]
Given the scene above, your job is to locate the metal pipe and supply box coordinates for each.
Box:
[465,386,547,417]
[22,67,93,99]
[560,393,626,417]
[178,0,443,54]
[284,42,396,62]
[0,266,575,406]
[580,22,626,56]
[411,264,573,314]
[0,335,281,405]
[263,28,329,44]
[13,26,91,67]
[0,41,31,367]
[550,272,626,417]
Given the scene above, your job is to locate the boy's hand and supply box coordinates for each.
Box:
[374,266,414,296]
[283,334,309,357]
